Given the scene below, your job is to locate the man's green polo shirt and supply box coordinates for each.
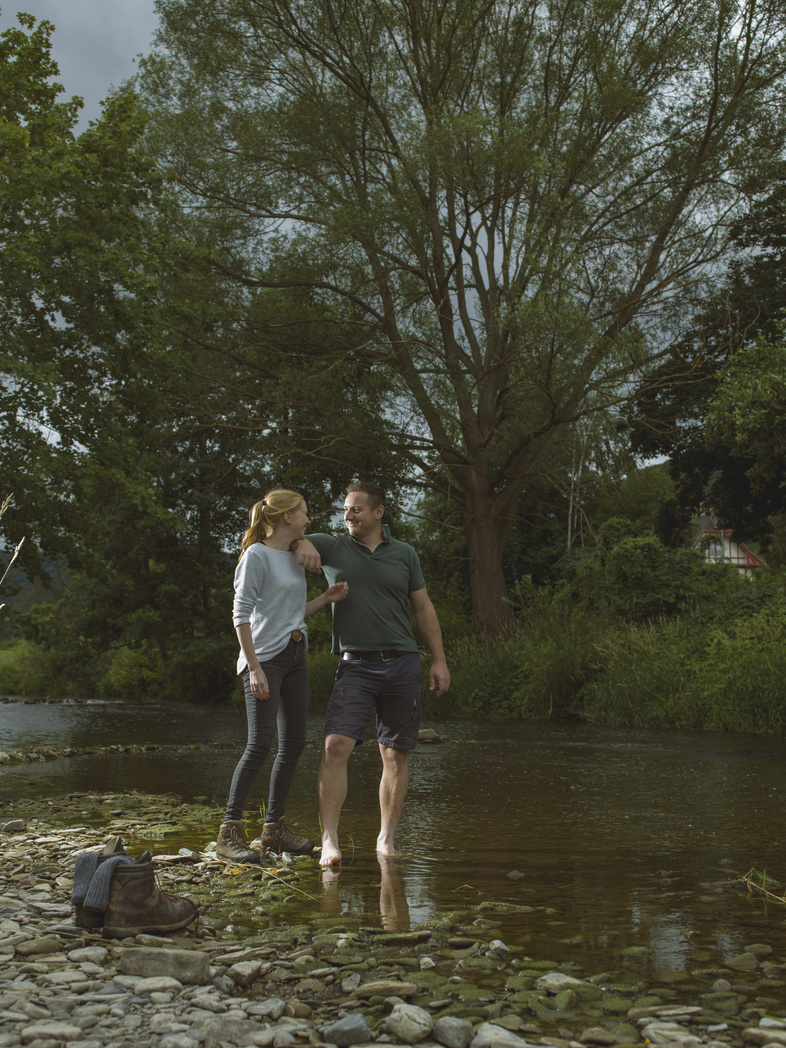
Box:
[308,526,426,655]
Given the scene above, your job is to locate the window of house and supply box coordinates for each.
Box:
[707,537,724,560]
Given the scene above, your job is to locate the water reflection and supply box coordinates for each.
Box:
[3,701,786,976]
[319,856,410,932]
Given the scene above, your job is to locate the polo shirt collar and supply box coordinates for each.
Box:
[349,524,391,548]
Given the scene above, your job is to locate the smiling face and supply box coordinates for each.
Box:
[343,491,384,543]
[285,500,310,539]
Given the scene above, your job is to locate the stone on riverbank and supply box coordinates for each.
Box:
[119,945,211,983]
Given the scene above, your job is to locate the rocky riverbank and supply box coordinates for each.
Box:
[2,791,786,1048]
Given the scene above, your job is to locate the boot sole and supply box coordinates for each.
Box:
[216,850,262,864]
[102,910,199,939]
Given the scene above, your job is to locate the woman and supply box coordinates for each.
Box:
[217,489,347,863]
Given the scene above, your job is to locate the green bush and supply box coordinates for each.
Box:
[427,632,522,718]
[577,607,786,733]
[306,650,339,713]
[0,638,61,697]
[578,618,702,728]
[432,604,604,720]
[100,642,167,699]
[692,611,786,733]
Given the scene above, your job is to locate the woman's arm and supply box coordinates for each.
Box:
[305,581,348,618]
[235,622,269,700]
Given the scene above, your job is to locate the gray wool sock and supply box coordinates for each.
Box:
[71,851,103,907]
[82,854,135,911]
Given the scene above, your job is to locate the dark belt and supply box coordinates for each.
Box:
[342,649,405,662]
[291,630,304,642]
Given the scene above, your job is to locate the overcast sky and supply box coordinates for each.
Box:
[1,1,161,128]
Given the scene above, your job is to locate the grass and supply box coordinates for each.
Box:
[740,867,786,904]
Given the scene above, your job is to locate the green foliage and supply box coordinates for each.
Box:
[0,637,62,697]
[140,0,786,634]
[628,178,786,551]
[305,651,340,714]
[579,607,786,734]
[553,525,745,621]
[705,326,786,507]
[436,520,786,733]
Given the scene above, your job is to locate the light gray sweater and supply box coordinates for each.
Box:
[232,543,308,673]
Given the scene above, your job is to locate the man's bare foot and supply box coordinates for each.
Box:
[376,833,397,856]
[320,840,342,866]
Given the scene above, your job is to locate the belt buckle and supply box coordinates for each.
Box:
[292,630,304,642]
[380,650,396,662]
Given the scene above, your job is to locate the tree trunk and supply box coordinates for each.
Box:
[462,490,518,637]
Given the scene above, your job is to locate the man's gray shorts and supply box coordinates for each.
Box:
[324,652,422,750]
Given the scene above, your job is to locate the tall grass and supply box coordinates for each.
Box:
[578,609,786,733]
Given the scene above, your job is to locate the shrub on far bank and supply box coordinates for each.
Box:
[577,607,786,734]
[0,638,56,697]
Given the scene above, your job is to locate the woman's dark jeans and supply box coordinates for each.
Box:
[224,637,309,823]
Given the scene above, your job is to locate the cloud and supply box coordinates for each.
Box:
[0,0,159,126]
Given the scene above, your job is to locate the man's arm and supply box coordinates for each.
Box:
[290,537,322,573]
[409,587,450,696]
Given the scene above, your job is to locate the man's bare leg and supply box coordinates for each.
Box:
[377,743,409,855]
[318,733,355,867]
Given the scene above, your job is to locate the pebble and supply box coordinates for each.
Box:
[1,799,786,1048]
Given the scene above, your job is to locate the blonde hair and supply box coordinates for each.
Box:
[239,489,304,558]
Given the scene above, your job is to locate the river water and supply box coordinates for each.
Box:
[2,699,786,982]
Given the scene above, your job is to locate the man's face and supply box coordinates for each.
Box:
[343,492,383,540]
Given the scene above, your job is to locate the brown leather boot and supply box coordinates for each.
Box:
[101,861,198,939]
[216,820,261,864]
[260,816,315,856]
[73,838,152,930]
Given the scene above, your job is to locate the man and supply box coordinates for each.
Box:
[294,481,450,866]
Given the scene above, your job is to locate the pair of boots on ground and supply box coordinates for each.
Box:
[71,837,198,939]
[216,816,314,863]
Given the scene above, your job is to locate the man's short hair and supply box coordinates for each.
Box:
[347,481,386,512]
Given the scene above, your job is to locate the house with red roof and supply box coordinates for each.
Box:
[691,515,767,577]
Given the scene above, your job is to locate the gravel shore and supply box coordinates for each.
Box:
[2,791,786,1048]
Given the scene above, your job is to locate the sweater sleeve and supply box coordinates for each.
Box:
[233,546,266,627]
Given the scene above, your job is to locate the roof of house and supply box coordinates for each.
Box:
[691,528,767,568]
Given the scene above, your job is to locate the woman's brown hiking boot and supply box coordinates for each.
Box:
[260,816,315,856]
[216,820,261,863]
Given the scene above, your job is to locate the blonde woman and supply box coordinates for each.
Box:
[217,490,348,863]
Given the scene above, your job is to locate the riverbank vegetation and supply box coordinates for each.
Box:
[3,7,786,733]
[5,514,786,734]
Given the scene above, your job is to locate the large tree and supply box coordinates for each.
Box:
[141,0,786,633]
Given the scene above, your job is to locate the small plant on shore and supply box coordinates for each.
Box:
[740,867,786,904]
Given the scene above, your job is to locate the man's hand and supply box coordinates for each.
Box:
[291,537,322,573]
[429,659,450,697]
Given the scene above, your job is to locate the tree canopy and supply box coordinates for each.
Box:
[140,0,786,633]
[628,173,786,549]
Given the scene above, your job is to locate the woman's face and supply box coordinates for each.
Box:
[287,500,310,538]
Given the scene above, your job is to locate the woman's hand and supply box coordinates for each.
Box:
[248,666,269,701]
[325,581,349,603]
[305,580,349,618]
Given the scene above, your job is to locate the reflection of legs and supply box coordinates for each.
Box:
[320,867,342,916]
[377,744,409,855]
[318,733,355,866]
[266,650,309,821]
[378,855,409,932]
